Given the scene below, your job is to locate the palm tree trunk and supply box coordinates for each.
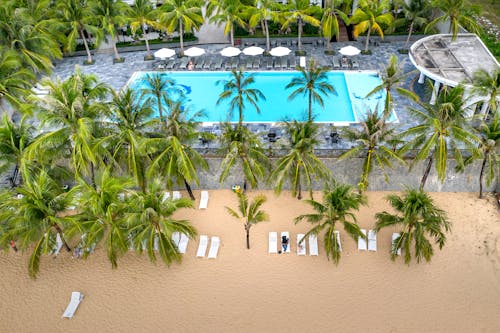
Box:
[298,18,303,51]
[112,35,121,60]
[183,177,195,200]
[79,29,93,63]
[365,27,371,52]
[10,164,19,188]
[405,21,414,48]
[384,89,392,119]
[230,24,234,46]
[308,90,312,121]
[179,20,184,55]
[297,182,302,200]
[90,162,96,190]
[264,19,270,51]
[245,225,250,249]
[145,34,151,57]
[156,94,164,126]
[360,148,372,192]
[478,156,487,198]
[53,224,71,252]
[420,156,433,190]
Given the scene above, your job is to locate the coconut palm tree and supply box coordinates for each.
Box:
[374,188,451,263]
[217,69,266,131]
[269,120,329,200]
[158,0,204,55]
[394,0,431,49]
[0,170,74,278]
[399,85,481,190]
[340,110,405,192]
[91,0,130,61]
[218,123,270,191]
[350,0,394,52]
[140,73,178,127]
[470,68,500,117]
[148,100,208,200]
[294,181,367,264]
[286,59,336,122]
[0,47,35,109]
[281,0,321,52]
[321,0,349,52]
[247,0,282,52]
[56,0,103,64]
[127,0,162,60]
[226,192,269,249]
[207,0,248,47]
[426,0,481,40]
[125,178,197,265]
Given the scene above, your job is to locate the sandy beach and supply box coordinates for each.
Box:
[0,190,499,332]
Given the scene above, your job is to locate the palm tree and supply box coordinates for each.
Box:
[281,0,321,52]
[269,120,329,200]
[426,0,481,40]
[374,188,451,263]
[0,47,35,109]
[91,0,130,61]
[350,0,394,52]
[321,0,349,52]
[127,0,161,60]
[56,0,103,64]
[226,192,269,249]
[295,181,367,264]
[140,73,178,126]
[399,85,481,190]
[470,68,500,117]
[158,0,204,55]
[394,0,430,49]
[0,170,74,278]
[286,59,336,122]
[247,0,282,52]
[217,69,266,131]
[218,123,270,191]
[148,100,208,200]
[207,0,248,47]
[340,110,405,192]
[125,179,197,265]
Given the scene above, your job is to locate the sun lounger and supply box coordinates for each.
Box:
[231,57,239,69]
[332,56,340,69]
[224,59,232,70]
[289,56,296,69]
[309,234,319,256]
[172,191,181,200]
[199,190,209,209]
[269,232,278,254]
[172,232,180,246]
[196,235,208,257]
[266,58,273,70]
[178,233,189,254]
[52,233,63,256]
[203,57,212,70]
[368,229,377,251]
[334,230,342,252]
[273,58,281,70]
[166,58,176,69]
[162,191,171,202]
[214,57,223,70]
[392,233,402,256]
[299,56,306,68]
[62,292,84,319]
[297,234,306,255]
[280,57,288,69]
[178,57,189,70]
[358,229,367,251]
[281,231,291,253]
[246,58,253,70]
[207,236,220,258]
[195,57,204,69]
[351,58,360,69]
[253,58,260,69]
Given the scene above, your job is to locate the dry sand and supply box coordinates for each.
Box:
[0,190,499,333]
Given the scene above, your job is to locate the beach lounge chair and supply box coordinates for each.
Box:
[178,233,189,254]
[214,57,223,70]
[207,236,220,259]
[172,191,181,200]
[194,57,204,69]
[358,229,367,251]
[332,56,340,69]
[196,235,208,257]
[334,230,342,252]
[269,232,278,254]
[309,234,319,256]
[351,58,360,69]
[224,58,232,70]
[246,58,253,70]
[62,292,84,319]
[273,58,281,70]
[281,232,291,253]
[297,234,306,256]
[178,57,189,70]
[52,233,63,256]
[203,57,212,70]
[299,56,306,68]
[253,58,260,69]
[231,57,239,69]
[199,190,209,209]
[368,229,377,252]
[289,56,296,69]
[266,58,273,70]
[166,58,176,69]
[172,232,180,247]
[392,233,402,256]
[162,191,171,202]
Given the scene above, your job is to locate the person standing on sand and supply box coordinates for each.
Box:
[282,235,289,252]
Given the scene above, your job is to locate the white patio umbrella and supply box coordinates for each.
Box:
[220,46,241,57]
[242,46,265,56]
[154,47,176,59]
[339,45,361,56]
[184,46,205,57]
[269,46,291,57]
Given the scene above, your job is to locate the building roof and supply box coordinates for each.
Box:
[409,34,500,87]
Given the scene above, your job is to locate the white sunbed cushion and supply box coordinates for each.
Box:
[392,233,402,256]
[309,234,319,256]
[172,191,182,200]
[368,229,377,252]
[196,235,208,257]
[207,236,220,259]
[62,292,84,319]
[162,191,171,202]
[297,234,306,255]
[281,232,291,253]
[269,232,278,254]
[199,190,209,209]
[334,231,342,252]
[358,229,367,251]
[178,233,189,254]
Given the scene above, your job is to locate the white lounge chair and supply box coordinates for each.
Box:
[196,235,208,257]
[334,231,342,252]
[368,229,377,252]
[178,233,189,254]
[52,233,63,256]
[309,234,319,256]
[207,236,220,258]
[281,232,291,253]
[299,56,306,68]
[269,232,278,254]
[392,233,402,256]
[199,190,209,209]
[162,191,171,202]
[358,229,367,251]
[172,232,181,246]
[297,234,306,256]
[172,191,182,200]
[62,292,84,319]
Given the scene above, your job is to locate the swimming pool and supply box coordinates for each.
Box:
[127,71,394,124]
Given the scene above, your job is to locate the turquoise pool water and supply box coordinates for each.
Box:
[127,71,391,123]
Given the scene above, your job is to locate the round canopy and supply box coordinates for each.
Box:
[339,45,361,56]
[242,46,265,56]
[184,47,205,57]
[154,48,176,59]
[269,46,291,57]
[220,46,241,57]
